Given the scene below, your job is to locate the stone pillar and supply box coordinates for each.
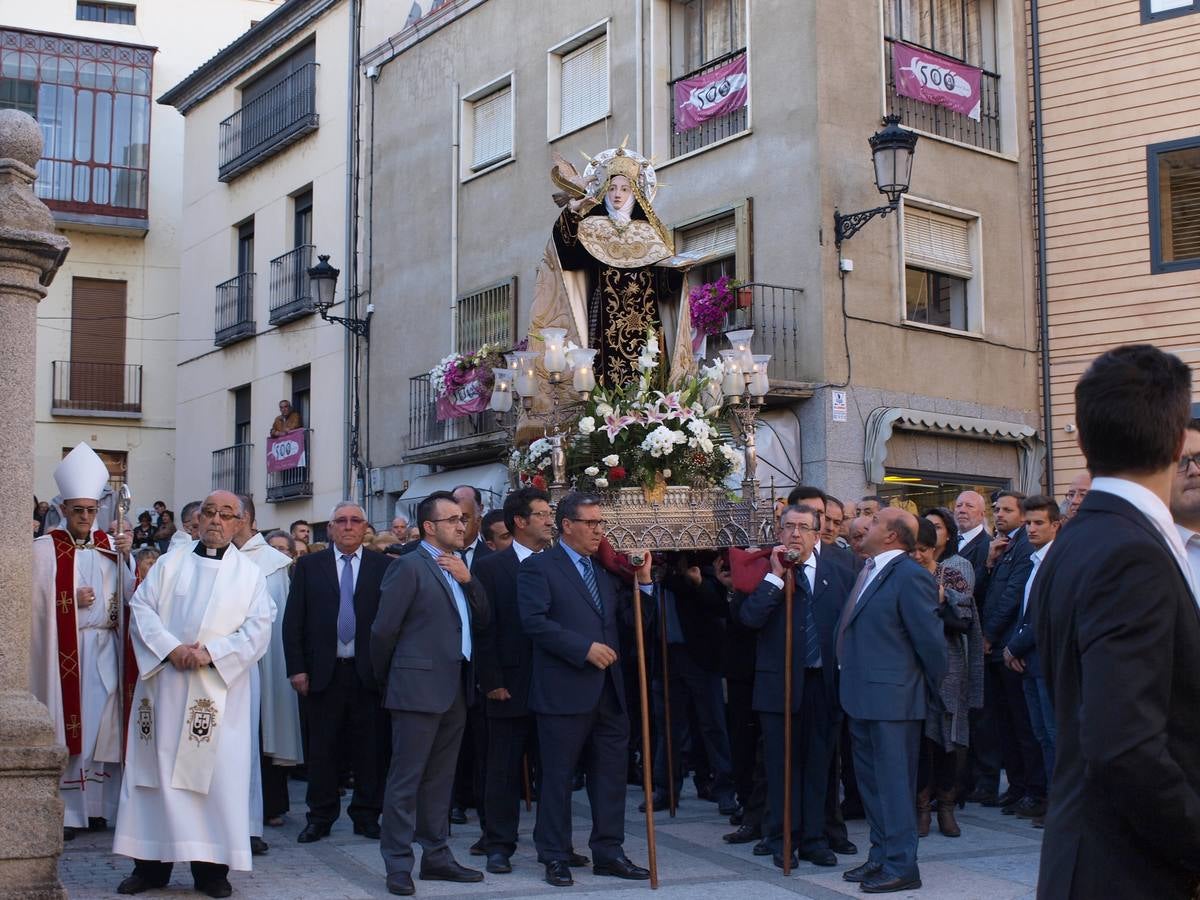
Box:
[0,109,71,899]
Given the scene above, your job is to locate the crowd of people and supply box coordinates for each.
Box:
[29,343,1200,899]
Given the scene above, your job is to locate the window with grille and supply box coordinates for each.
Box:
[470,83,512,170]
[902,204,978,332]
[77,2,136,25]
[554,31,608,136]
[1149,138,1200,272]
[456,279,516,354]
[0,28,152,217]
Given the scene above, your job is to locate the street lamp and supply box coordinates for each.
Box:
[833,115,918,249]
[308,254,372,337]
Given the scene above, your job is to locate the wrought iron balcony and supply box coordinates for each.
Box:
[266,427,313,502]
[51,361,142,417]
[669,48,749,158]
[406,373,506,465]
[212,443,253,495]
[215,273,255,347]
[269,244,316,325]
[715,282,812,397]
[218,63,319,182]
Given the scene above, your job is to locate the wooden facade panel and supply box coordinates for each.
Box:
[1047,278,1199,311]
[1050,292,1200,323]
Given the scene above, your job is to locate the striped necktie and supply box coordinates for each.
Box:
[799,567,821,667]
[578,557,604,617]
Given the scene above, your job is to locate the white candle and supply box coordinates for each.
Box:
[540,327,568,374]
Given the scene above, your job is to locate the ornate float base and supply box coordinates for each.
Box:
[601,484,776,551]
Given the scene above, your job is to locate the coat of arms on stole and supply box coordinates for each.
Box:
[137,698,153,742]
[186,698,218,744]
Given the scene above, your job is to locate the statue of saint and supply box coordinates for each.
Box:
[530,144,694,391]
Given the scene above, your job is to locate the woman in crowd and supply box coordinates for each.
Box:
[131,511,157,550]
[911,509,984,838]
[152,509,176,553]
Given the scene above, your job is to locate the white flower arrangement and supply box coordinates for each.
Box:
[585,466,599,476]
[641,425,688,458]
[602,454,620,467]
[578,416,596,435]
[594,477,609,489]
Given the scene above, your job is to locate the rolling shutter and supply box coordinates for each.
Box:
[70,277,126,407]
[560,36,608,134]
[680,215,737,257]
[903,206,973,278]
[472,84,512,169]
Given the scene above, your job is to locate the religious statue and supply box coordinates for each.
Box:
[529,142,695,393]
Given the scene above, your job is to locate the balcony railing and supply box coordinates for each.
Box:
[669,48,749,158]
[716,282,809,391]
[884,38,1001,153]
[212,443,253,495]
[406,373,505,465]
[51,361,142,417]
[269,244,316,325]
[218,63,319,182]
[215,273,255,347]
[266,427,312,502]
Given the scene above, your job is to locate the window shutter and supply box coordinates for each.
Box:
[472,84,512,169]
[560,36,608,134]
[903,207,973,279]
[456,279,516,353]
[681,216,737,257]
[1167,165,1200,261]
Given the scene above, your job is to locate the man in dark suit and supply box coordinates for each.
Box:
[473,487,556,874]
[979,490,1045,817]
[738,505,853,869]
[282,501,390,843]
[1035,345,1200,900]
[370,490,491,896]
[517,492,653,888]
[837,507,946,893]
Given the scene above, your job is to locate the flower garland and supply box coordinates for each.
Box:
[429,342,506,400]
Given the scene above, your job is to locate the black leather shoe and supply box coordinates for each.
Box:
[386,873,415,895]
[297,823,330,843]
[486,853,511,874]
[772,851,796,870]
[829,838,859,855]
[967,786,998,805]
[195,877,233,898]
[63,827,77,842]
[594,856,650,880]
[996,788,1021,807]
[1016,797,1047,818]
[469,837,487,856]
[799,848,838,867]
[861,872,922,893]
[752,838,772,856]
[250,835,269,855]
[449,806,468,824]
[842,861,883,883]
[638,790,670,812]
[419,860,483,883]
[566,851,590,867]
[88,816,108,831]
[544,861,573,887]
[353,821,381,839]
[117,874,169,895]
[723,824,761,844]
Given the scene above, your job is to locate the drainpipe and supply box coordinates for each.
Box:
[1030,0,1054,494]
[634,0,644,152]
[343,0,360,502]
[449,81,460,354]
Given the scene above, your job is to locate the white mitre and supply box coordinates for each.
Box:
[54,442,110,501]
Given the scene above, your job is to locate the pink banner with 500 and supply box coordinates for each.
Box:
[266,428,306,473]
[673,52,749,132]
[891,41,982,122]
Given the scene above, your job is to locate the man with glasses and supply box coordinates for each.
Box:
[518,492,653,887]
[738,505,854,870]
[31,442,133,840]
[1172,419,1200,597]
[283,501,391,846]
[371,490,492,895]
[112,491,272,898]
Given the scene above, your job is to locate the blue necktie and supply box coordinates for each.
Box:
[578,557,604,617]
[338,554,356,645]
[799,568,821,667]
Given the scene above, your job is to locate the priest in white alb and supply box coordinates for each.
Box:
[30,442,133,838]
[113,490,272,898]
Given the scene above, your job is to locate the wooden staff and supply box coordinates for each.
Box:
[782,557,796,876]
[658,585,676,817]
[629,552,659,889]
[522,753,533,811]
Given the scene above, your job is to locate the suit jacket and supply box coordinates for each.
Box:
[837,554,947,722]
[1034,490,1200,900]
[517,543,632,716]
[821,541,859,576]
[660,568,728,673]
[282,546,390,693]
[1005,563,1043,677]
[738,552,852,714]
[957,528,990,602]
[473,546,534,718]
[370,545,491,714]
[980,526,1034,659]
[463,534,493,570]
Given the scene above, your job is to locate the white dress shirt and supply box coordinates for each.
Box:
[764,552,817,594]
[860,548,905,596]
[1021,540,1052,618]
[335,546,362,658]
[958,523,985,550]
[1174,525,1200,608]
[462,535,485,570]
[512,539,539,563]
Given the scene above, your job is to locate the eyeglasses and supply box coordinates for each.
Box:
[525,509,555,519]
[199,508,241,522]
[331,516,367,526]
[69,505,99,516]
[1178,454,1200,474]
[429,515,468,526]
[779,522,818,534]
[567,517,607,530]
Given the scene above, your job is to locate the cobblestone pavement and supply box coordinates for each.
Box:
[61,779,1042,899]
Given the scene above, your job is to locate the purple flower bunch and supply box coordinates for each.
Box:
[688,275,740,336]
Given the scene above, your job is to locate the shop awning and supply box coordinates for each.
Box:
[394,462,510,520]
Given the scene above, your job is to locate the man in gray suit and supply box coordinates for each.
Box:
[837,508,947,893]
[370,490,492,896]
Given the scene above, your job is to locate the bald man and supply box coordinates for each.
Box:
[1062,472,1091,520]
[836,508,946,893]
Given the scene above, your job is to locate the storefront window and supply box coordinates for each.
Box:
[878,469,1009,524]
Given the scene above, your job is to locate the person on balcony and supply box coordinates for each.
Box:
[271,400,302,437]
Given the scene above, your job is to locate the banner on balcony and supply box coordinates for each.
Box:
[266,428,307,473]
[436,369,492,422]
[673,53,748,132]
[891,41,981,122]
